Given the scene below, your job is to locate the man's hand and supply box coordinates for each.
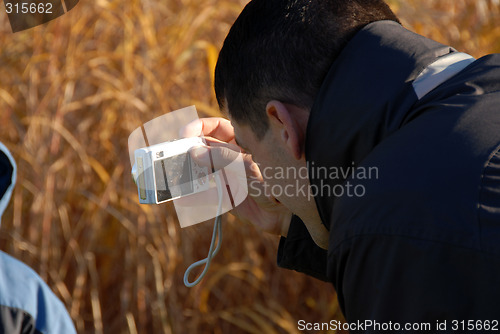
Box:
[181,117,292,237]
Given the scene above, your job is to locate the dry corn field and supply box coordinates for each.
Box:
[0,0,499,333]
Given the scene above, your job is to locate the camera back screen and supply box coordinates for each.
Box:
[154,153,193,202]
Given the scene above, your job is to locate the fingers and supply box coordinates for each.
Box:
[188,144,250,211]
[191,143,259,173]
[203,136,241,152]
[180,117,235,144]
[179,119,203,137]
[190,145,242,171]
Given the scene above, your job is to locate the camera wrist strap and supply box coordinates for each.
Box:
[183,172,224,287]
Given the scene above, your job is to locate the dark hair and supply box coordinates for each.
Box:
[215,0,399,139]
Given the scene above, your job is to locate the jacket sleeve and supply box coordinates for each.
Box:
[277,215,329,281]
[330,234,500,331]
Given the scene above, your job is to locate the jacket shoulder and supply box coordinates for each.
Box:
[330,101,500,256]
[0,251,76,334]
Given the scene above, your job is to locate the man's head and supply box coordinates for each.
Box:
[215,0,399,139]
[215,0,398,247]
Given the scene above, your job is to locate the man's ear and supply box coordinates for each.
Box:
[265,100,304,160]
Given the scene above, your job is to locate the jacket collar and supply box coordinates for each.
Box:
[0,142,16,225]
[306,20,454,228]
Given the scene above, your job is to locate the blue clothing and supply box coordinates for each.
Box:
[0,143,76,334]
[0,251,77,334]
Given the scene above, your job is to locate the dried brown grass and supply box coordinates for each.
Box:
[0,0,499,333]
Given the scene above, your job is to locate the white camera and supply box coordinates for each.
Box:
[131,137,210,204]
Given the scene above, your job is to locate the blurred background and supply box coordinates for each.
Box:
[0,0,499,333]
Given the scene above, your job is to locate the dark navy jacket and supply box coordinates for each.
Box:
[278,21,500,329]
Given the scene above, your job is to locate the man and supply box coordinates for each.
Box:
[0,143,76,334]
[184,0,500,329]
